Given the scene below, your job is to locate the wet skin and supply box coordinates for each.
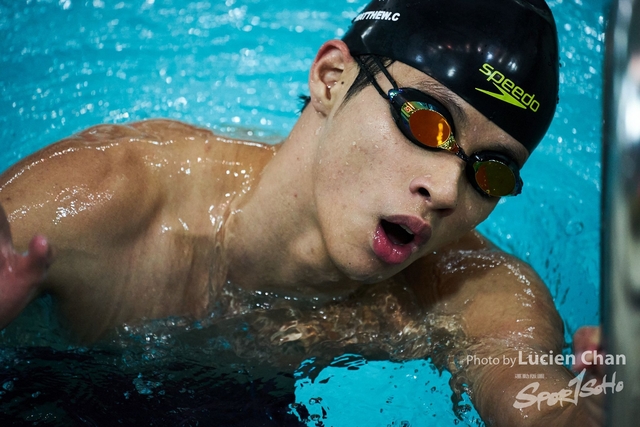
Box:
[0,41,600,426]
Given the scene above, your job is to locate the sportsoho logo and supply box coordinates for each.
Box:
[475,64,540,112]
[353,10,401,22]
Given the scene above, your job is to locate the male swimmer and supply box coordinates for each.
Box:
[0,0,602,424]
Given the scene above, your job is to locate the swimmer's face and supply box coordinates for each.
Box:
[307,43,529,282]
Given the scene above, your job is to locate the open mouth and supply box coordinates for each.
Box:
[373,216,430,265]
[380,219,415,245]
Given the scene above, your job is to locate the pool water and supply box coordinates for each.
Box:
[0,0,605,426]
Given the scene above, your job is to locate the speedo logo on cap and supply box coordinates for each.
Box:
[353,10,401,22]
[476,64,540,112]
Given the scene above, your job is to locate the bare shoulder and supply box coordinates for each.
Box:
[0,120,163,247]
[124,119,278,161]
[1,122,153,247]
[404,231,563,349]
[0,119,276,248]
[1,119,275,187]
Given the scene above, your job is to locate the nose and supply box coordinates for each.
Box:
[409,155,465,216]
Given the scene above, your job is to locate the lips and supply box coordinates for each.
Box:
[372,215,431,265]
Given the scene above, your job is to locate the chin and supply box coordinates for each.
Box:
[338,256,409,285]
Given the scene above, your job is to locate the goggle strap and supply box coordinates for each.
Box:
[371,56,399,89]
[354,56,396,100]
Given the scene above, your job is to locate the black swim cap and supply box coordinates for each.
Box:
[342,0,559,153]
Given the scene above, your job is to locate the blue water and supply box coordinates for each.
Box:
[0,0,606,425]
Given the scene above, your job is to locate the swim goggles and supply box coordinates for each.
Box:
[354,56,523,198]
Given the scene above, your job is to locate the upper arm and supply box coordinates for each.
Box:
[420,245,583,424]
[435,250,598,426]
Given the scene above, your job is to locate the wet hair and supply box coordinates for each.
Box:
[298,55,394,113]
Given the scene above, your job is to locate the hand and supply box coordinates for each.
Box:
[572,326,604,381]
[0,204,53,329]
[570,326,605,425]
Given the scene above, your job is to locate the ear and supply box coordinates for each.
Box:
[308,40,355,116]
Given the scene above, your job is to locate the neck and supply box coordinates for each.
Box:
[223,109,357,299]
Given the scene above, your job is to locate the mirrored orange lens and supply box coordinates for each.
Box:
[407,108,452,148]
[474,160,516,196]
